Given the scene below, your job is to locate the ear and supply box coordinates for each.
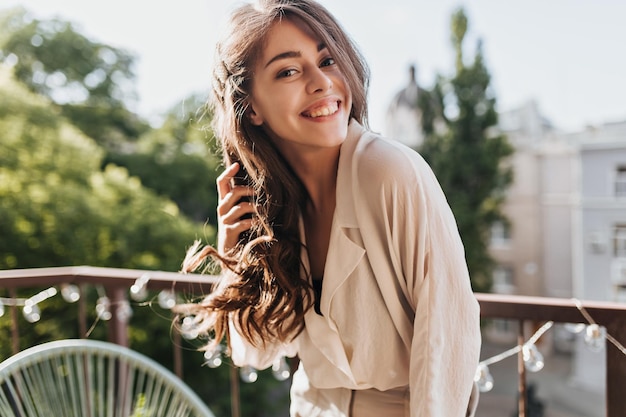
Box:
[248,104,264,126]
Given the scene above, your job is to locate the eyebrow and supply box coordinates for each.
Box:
[264,42,327,68]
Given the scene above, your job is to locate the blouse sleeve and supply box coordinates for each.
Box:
[228,319,298,369]
[357,138,481,416]
[402,153,481,416]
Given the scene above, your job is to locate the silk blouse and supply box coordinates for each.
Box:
[229,120,481,416]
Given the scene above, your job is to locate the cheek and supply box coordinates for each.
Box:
[259,94,297,123]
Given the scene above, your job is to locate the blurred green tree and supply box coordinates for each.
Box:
[0,7,149,150]
[0,68,203,271]
[0,63,205,377]
[418,8,513,293]
[106,95,222,225]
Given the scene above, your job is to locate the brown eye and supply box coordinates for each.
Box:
[277,68,297,78]
[320,57,335,67]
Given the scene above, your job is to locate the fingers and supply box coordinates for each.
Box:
[216,162,240,200]
[220,199,255,225]
[218,216,254,255]
[216,162,256,254]
[218,203,255,255]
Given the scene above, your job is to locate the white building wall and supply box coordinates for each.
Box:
[571,133,626,392]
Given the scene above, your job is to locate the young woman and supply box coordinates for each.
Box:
[180,1,480,415]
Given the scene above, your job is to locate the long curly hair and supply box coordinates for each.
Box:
[176,0,370,350]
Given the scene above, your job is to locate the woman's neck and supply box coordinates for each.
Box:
[281,145,341,212]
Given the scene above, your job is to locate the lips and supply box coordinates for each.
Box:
[301,100,339,118]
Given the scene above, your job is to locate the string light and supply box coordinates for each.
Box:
[157,290,177,309]
[0,287,57,322]
[60,284,80,303]
[476,298,626,393]
[271,356,291,381]
[203,345,223,369]
[522,344,545,373]
[23,287,58,323]
[130,273,150,302]
[95,296,112,321]
[180,315,200,340]
[474,363,494,393]
[240,365,258,383]
[22,302,41,323]
[584,324,605,352]
[116,299,133,322]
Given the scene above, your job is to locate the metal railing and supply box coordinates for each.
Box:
[476,292,626,417]
[1,267,626,416]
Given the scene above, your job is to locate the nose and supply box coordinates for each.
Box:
[306,67,333,94]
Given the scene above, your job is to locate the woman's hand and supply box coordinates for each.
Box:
[216,162,255,255]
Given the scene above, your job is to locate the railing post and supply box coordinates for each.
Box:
[605,322,626,417]
[517,320,527,417]
[107,287,129,347]
[78,283,87,338]
[173,325,183,379]
[9,288,19,355]
[230,364,241,417]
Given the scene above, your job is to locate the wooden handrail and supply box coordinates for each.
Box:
[0,266,217,291]
[2,269,626,416]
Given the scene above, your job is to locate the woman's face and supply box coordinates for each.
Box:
[248,18,352,155]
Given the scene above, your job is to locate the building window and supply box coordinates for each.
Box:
[490,221,511,247]
[492,265,515,294]
[613,226,626,290]
[588,231,607,254]
[615,225,626,258]
[616,166,626,197]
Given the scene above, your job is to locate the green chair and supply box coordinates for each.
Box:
[0,339,215,417]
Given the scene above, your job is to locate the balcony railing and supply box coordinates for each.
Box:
[2,266,626,417]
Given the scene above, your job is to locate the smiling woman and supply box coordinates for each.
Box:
[248,18,352,158]
[173,1,480,416]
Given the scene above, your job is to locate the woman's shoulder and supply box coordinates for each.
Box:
[352,127,431,187]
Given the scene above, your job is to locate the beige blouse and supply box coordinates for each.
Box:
[230,120,481,416]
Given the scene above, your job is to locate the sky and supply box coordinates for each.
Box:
[3,0,626,134]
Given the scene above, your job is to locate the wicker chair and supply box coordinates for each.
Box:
[0,339,215,417]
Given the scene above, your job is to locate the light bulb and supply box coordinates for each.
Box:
[116,299,133,322]
[180,316,199,340]
[130,274,150,302]
[158,290,176,309]
[584,324,605,352]
[474,363,494,392]
[272,357,291,381]
[61,284,80,303]
[96,296,112,321]
[203,345,223,368]
[23,302,41,323]
[522,344,544,372]
[240,365,258,383]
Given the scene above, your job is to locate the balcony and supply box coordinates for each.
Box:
[1,266,625,417]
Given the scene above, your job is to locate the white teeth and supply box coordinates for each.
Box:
[305,102,338,118]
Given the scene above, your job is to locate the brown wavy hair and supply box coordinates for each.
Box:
[176,0,370,350]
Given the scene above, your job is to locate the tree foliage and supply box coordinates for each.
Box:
[0,69,202,270]
[419,8,513,292]
[0,7,149,149]
[106,95,222,225]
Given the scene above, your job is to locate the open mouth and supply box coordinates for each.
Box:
[302,101,340,118]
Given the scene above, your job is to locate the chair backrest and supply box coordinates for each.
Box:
[0,339,215,417]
